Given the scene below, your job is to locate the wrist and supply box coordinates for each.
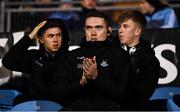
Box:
[29,34,35,40]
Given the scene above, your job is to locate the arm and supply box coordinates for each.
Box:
[161,8,177,28]
[95,54,131,101]
[32,55,84,104]
[83,52,131,101]
[2,35,34,73]
[2,21,47,73]
[131,55,160,100]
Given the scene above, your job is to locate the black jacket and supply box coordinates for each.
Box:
[122,39,160,110]
[2,35,69,104]
[56,38,131,110]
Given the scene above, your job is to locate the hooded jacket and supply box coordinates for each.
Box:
[2,35,69,104]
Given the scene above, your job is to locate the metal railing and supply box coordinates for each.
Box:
[0,0,180,32]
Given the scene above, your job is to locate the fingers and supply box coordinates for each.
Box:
[83,66,90,77]
[92,56,96,63]
[83,58,93,70]
[80,72,87,86]
[84,58,93,66]
[29,21,47,39]
[82,56,98,80]
[38,21,47,27]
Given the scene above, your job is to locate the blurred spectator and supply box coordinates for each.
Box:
[49,0,80,30]
[78,0,98,28]
[35,0,52,3]
[140,0,178,28]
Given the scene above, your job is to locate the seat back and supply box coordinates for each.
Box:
[11,100,63,111]
[150,87,180,100]
[167,99,180,111]
[150,87,180,111]
[0,89,21,111]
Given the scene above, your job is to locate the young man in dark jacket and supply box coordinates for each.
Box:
[118,10,160,110]
[2,18,70,105]
[54,11,131,110]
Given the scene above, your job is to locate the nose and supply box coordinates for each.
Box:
[53,36,59,42]
[119,26,123,33]
[91,28,96,35]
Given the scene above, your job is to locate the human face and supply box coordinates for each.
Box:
[139,0,154,14]
[118,19,141,47]
[85,17,108,41]
[82,0,96,9]
[40,27,62,53]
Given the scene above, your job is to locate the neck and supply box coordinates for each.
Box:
[45,48,54,54]
[149,7,155,14]
[128,39,140,47]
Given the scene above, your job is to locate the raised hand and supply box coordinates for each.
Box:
[29,21,47,39]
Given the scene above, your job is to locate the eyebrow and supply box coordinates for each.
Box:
[47,32,61,36]
[85,25,104,28]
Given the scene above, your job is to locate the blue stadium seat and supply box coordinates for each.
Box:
[0,89,21,111]
[11,100,63,111]
[167,99,180,111]
[150,87,180,111]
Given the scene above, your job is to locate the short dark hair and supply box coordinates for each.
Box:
[84,11,111,27]
[37,18,70,52]
[37,18,68,38]
[118,10,147,30]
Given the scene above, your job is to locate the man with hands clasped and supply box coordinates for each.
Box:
[62,11,131,110]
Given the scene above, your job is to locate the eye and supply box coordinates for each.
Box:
[48,34,54,38]
[95,25,103,30]
[85,26,92,31]
[56,33,62,37]
[123,24,129,28]
[118,24,121,28]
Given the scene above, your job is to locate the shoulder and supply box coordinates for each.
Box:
[69,47,83,56]
[28,49,39,54]
[102,46,130,63]
[109,46,129,56]
[155,7,174,15]
[139,43,160,66]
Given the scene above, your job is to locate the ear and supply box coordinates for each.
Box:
[39,37,44,44]
[135,27,141,36]
[107,27,112,36]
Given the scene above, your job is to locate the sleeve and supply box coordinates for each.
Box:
[94,50,131,102]
[132,54,160,99]
[2,35,34,73]
[161,8,177,28]
[33,56,84,104]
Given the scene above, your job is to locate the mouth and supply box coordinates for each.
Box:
[53,45,59,48]
[90,38,97,41]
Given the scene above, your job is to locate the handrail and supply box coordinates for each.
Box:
[1,0,180,32]
[5,0,141,6]
[4,5,139,13]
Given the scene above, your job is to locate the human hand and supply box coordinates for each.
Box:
[80,72,87,86]
[29,21,47,39]
[83,56,98,80]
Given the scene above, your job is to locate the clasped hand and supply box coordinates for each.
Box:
[80,56,98,85]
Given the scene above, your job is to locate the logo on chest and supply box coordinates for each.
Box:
[100,59,109,67]
[76,56,84,69]
[35,57,43,67]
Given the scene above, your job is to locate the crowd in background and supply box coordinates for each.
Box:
[1,0,180,32]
